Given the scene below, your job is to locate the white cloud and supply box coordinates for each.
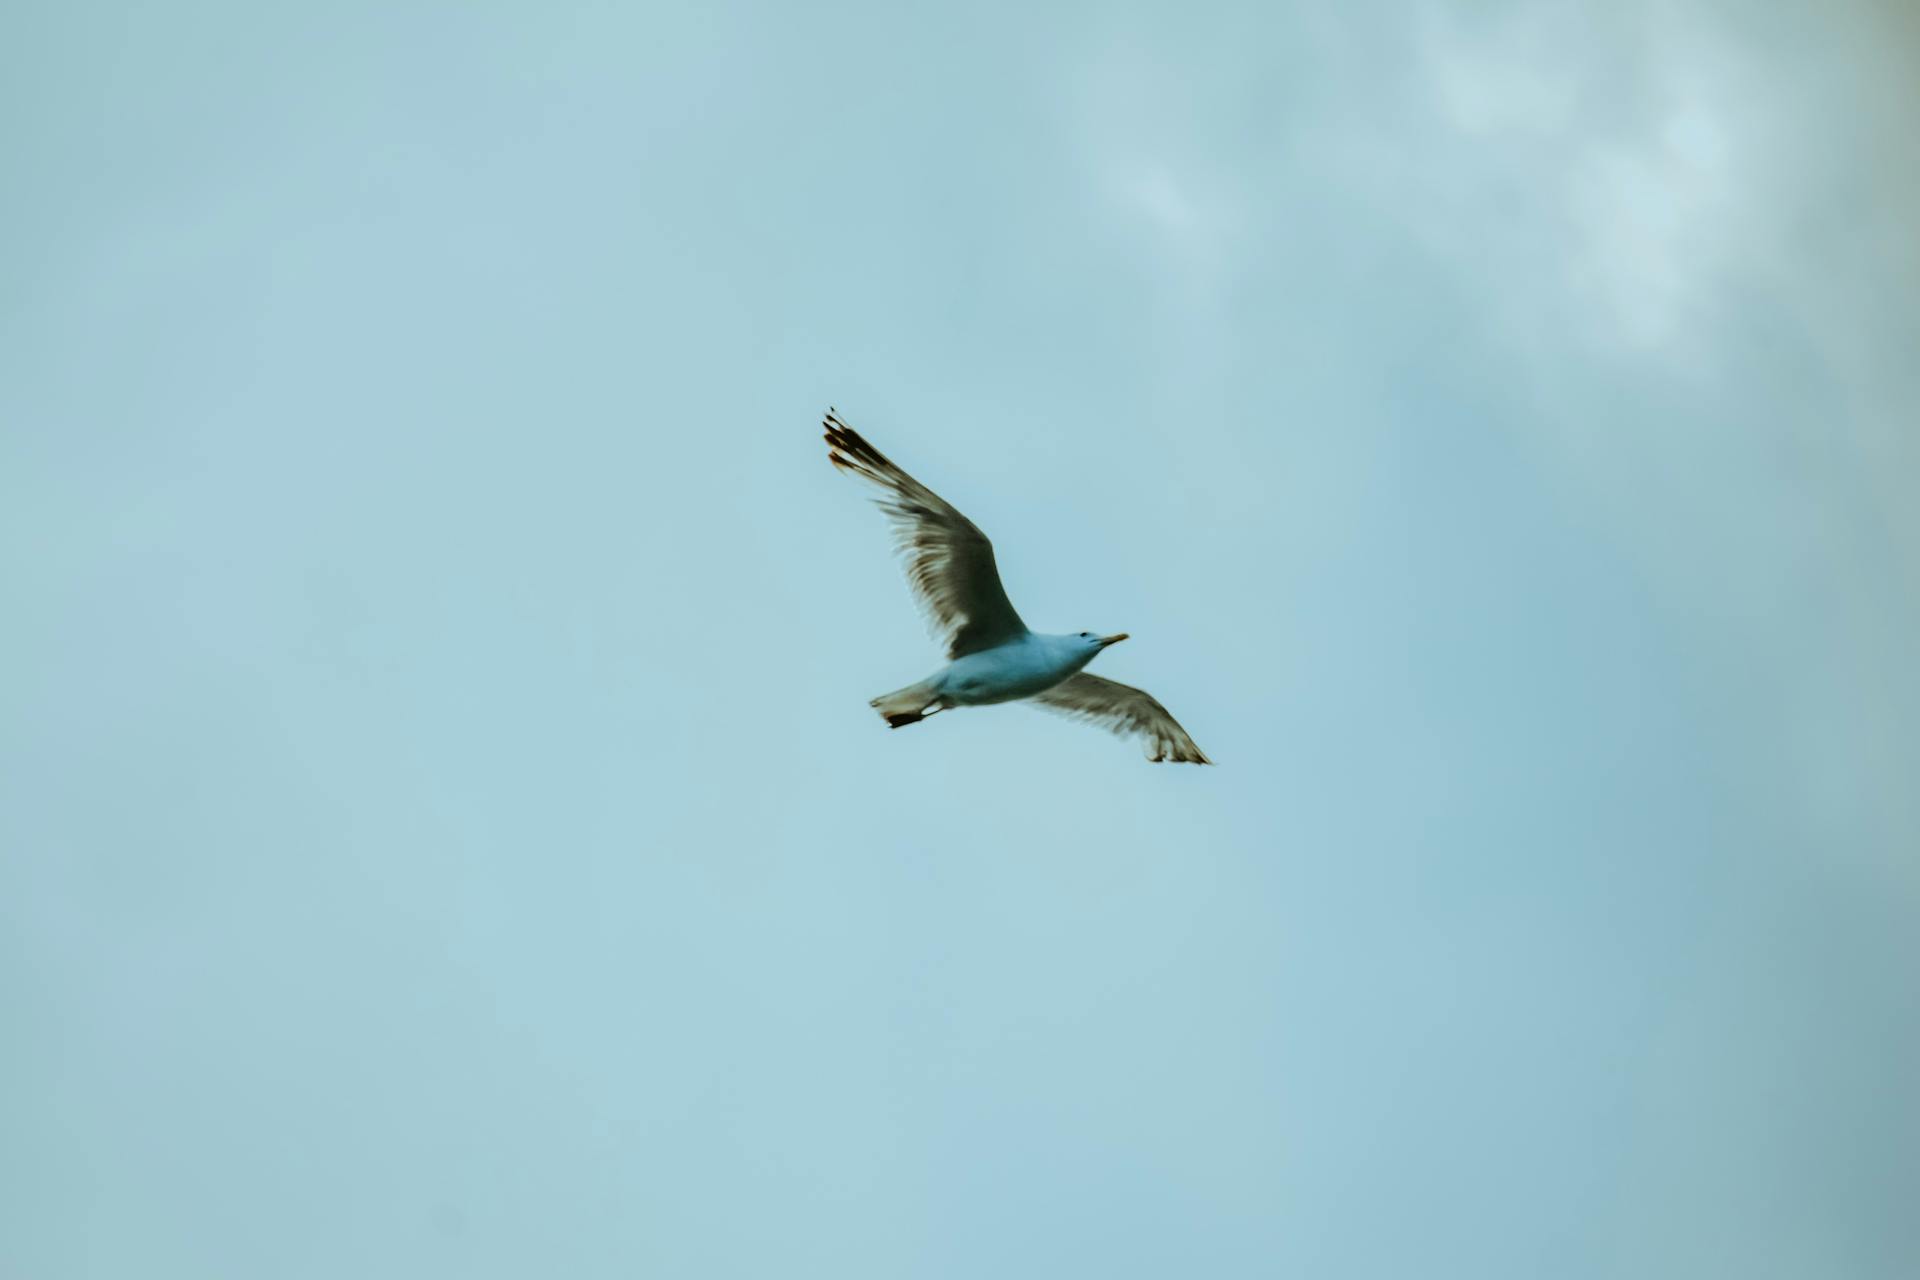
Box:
[1564,102,1737,346]
[1412,2,1755,354]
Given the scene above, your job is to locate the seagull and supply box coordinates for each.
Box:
[824,409,1212,764]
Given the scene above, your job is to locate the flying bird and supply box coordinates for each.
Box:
[824,409,1211,764]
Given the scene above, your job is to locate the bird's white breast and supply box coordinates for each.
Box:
[938,635,1086,706]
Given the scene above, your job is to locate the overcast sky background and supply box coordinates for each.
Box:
[4,1,1917,1276]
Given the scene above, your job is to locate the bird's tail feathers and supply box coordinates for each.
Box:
[870,678,942,729]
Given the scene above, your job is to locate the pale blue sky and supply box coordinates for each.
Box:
[4,1,1917,1276]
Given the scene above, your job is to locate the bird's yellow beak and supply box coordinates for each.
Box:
[1097,633,1129,647]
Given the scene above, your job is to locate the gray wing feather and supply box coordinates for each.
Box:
[824,410,1028,658]
[1029,673,1213,764]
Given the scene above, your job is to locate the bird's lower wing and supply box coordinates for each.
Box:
[1028,673,1212,764]
[824,410,1028,657]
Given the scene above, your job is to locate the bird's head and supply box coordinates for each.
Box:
[1075,630,1129,655]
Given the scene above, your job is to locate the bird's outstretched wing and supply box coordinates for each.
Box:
[1029,673,1212,764]
[824,409,1029,658]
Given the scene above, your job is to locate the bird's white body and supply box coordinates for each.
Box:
[935,633,1100,707]
[870,630,1124,725]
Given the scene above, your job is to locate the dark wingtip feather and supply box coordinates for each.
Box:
[819,413,896,477]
